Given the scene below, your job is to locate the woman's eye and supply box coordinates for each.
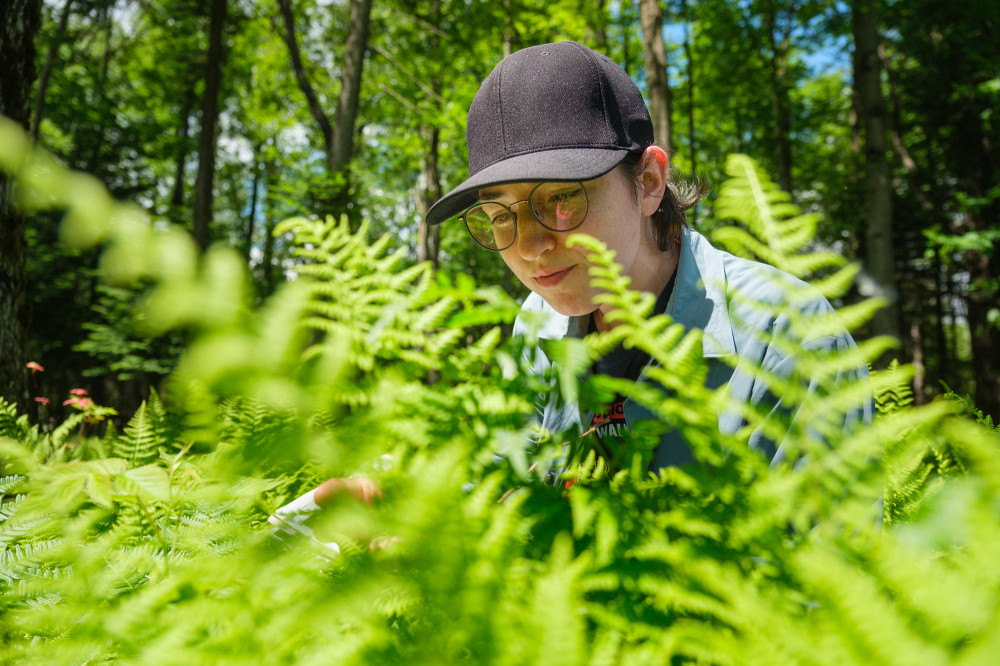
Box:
[492,213,514,226]
[550,188,582,205]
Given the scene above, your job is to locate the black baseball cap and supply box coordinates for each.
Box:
[425,41,654,226]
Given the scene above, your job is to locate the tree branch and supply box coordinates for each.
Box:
[276,0,334,167]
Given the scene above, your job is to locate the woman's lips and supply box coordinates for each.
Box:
[533,266,573,288]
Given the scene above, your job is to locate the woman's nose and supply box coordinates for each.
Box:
[514,206,556,260]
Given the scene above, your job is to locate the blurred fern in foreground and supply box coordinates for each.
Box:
[1,120,999,664]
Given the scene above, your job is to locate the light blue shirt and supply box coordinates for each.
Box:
[512,228,874,471]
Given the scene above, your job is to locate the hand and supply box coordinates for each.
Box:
[314,476,382,507]
[268,476,388,555]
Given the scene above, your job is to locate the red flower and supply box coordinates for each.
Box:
[63,396,94,409]
[25,361,45,373]
[69,388,88,396]
[34,396,51,405]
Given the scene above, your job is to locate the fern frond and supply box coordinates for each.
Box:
[113,396,167,467]
[0,475,26,498]
[0,398,34,442]
[47,413,88,451]
[712,154,850,291]
[872,361,915,415]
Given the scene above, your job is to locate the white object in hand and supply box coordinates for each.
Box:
[268,488,340,555]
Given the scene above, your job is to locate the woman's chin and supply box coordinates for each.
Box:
[544,298,596,319]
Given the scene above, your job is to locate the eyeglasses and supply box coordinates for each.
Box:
[461,181,589,251]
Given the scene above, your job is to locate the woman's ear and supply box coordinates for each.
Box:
[639,145,669,217]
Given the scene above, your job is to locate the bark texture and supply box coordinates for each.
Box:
[278,0,334,165]
[0,0,42,409]
[331,0,372,170]
[853,0,900,352]
[639,0,672,152]
[764,0,793,194]
[192,0,227,249]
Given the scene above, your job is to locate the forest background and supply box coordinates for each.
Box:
[1,0,998,424]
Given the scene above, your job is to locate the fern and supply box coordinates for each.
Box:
[712,154,849,288]
[873,360,915,415]
[0,474,26,497]
[3,116,1000,664]
[0,398,31,441]
[943,385,1000,431]
[113,389,168,467]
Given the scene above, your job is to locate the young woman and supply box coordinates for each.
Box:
[271,41,872,529]
[425,41,872,470]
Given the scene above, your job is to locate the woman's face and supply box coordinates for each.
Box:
[489,149,671,319]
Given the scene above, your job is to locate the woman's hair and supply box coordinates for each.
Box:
[618,146,709,251]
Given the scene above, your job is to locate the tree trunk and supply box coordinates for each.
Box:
[619,2,635,77]
[933,250,950,388]
[417,126,441,270]
[910,321,925,405]
[278,0,334,165]
[278,0,371,220]
[764,0,792,194]
[329,0,372,223]
[966,249,1000,420]
[170,88,196,217]
[192,0,227,250]
[414,0,441,270]
[852,0,900,357]
[330,0,372,170]
[680,0,697,222]
[243,142,262,263]
[639,0,672,153]
[30,0,74,140]
[957,129,1000,419]
[262,160,276,297]
[0,0,42,411]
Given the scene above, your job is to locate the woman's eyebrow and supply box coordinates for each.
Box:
[477,189,505,201]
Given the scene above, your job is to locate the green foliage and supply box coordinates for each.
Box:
[2,120,1000,664]
[712,154,858,295]
[942,387,999,432]
[114,390,179,467]
[73,284,182,382]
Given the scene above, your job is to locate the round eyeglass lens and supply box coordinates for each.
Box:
[464,203,517,250]
[530,182,588,232]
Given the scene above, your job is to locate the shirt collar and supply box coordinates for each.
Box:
[665,228,736,358]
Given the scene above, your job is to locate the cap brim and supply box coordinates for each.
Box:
[425,147,629,226]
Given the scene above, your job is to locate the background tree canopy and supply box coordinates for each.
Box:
[2,0,996,423]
